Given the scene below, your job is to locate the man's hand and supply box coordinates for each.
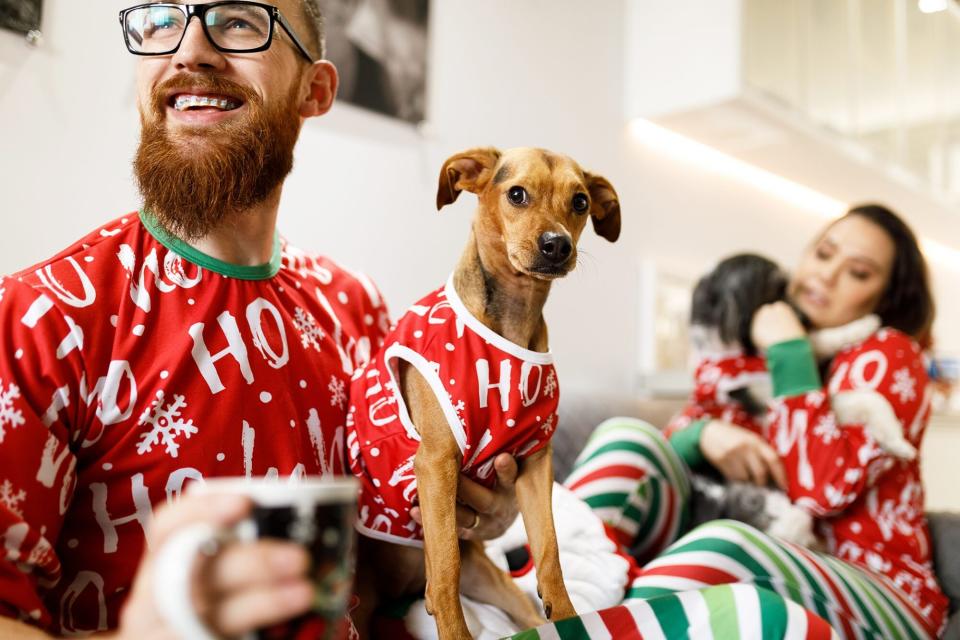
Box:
[117,493,315,639]
[700,420,788,490]
[751,301,806,352]
[410,453,519,541]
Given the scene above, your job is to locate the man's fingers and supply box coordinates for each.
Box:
[205,540,310,595]
[209,579,315,637]
[456,474,496,515]
[454,503,480,530]
[411,500,485,540]
[411,502,482,529]
[493,453,518,489]
[409,505,422,526]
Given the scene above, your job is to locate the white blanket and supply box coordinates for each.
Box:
[405,483,631,639]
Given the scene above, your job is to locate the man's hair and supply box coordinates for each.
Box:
[300,0,325,60]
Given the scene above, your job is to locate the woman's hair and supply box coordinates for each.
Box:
[840,203,936,347]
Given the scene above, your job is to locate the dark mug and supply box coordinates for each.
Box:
[153,477,358,640]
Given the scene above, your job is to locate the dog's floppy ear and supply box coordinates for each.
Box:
[585,172,621,242]
[436,147,501,210]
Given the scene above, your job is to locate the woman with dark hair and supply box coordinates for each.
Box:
[517,205,947,638]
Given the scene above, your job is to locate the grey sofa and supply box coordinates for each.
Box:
[551,391,960,639]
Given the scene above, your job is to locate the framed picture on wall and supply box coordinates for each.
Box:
[930,355,960,416]
[0,0,41,36]
[636,259,696,396]
[319,0,429,124]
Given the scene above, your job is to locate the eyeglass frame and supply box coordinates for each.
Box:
[118,1,316,63]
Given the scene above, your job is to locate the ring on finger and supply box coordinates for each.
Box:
[467,508,481,531]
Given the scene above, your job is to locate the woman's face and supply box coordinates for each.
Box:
[789,215,895,329]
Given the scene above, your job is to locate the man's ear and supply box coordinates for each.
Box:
[436,147,501,210]
[585,172,621,242]
[299,61,339,118]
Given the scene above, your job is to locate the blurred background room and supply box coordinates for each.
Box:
[1,0,958,508]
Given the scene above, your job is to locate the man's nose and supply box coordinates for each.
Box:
[171,17,225,71]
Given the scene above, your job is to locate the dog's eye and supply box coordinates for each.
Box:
[572,193,589,213]
[507,186,528,206]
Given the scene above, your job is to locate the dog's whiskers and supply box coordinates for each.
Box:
[573,249,599,278]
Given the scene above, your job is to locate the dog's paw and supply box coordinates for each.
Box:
[767,506,818,548]
[832,390,917,461]
[877,435,917,461]
[545,598,577,622]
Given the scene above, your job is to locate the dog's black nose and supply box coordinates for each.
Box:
[538,232,572,266]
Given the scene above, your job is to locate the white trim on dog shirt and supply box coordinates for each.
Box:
[444,274,555,366]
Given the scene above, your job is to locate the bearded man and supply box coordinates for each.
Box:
[0,2,518,637]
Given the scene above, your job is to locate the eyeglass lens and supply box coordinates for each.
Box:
[124,3,271,54]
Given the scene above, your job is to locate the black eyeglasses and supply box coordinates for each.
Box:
[119,2,315,63]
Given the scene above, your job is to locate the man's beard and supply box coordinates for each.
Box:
[134,73,302,240]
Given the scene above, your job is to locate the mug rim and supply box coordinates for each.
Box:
[188,476,358,507]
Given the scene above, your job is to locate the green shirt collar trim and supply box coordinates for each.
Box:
[139,209,282,281]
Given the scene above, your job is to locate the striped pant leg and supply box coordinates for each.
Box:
[562,417,692,564]
[510,583,841,640]
[627,519,936,640]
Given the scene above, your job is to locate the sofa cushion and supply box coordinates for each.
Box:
[553,393,681,481]
[929,512,960,614]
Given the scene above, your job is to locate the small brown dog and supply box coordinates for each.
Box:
[347,147,621,639]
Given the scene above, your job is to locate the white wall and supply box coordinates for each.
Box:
[625,0,743,118]
[1,0,958,396]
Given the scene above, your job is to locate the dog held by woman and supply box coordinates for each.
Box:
[668,253,916,546]
[347,147,621,639]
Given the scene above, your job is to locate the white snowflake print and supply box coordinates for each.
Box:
[541,413,555,435]
[812,414,841,445]
[543,370,557,399]
[328,376,347,410]
[893,570,923,604]
[136,391,198,458]
[889,367,917,404]
[23,525,56,569]
[806,390,826,409]
[293,307,325,351]
[698,363,723,386]
[0,284,5,302]
[449,394,466,427]
[0,479,26,517]
[0,381,26,444]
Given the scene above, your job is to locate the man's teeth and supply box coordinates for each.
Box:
[173,95,239,112]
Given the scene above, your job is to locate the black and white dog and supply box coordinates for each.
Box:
[685,254,914,546]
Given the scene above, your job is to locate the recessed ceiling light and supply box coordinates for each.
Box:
[919,0,949,14]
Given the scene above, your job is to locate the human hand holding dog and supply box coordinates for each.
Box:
[410,453,519,541]
[751,301,806,351]
[701,420,788,490]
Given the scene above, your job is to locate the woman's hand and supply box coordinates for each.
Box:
[751,301,806,351]
[700,420,788,490]
[410,453,520,541]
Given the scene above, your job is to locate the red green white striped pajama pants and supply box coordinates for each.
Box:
[510,417,935,639]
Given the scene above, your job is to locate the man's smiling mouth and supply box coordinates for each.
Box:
[171,94,242,112]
